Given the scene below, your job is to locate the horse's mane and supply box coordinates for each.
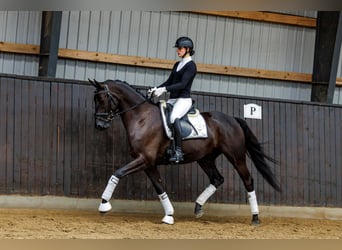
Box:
[104,79,157,105]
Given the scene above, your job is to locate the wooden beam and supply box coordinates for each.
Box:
[58,48,173,70]
[2,41,342,86]
[190,11,317,28]
[0,41,39,55]
[58,48,313,83]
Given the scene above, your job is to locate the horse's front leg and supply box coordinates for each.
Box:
[98,156,145,213]
[145,167,174,225]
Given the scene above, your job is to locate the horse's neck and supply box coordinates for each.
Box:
[111,83,144,109]
[121,102,158,133]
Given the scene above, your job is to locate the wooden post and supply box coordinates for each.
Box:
[311,11,342,103]
[38,11,62,77]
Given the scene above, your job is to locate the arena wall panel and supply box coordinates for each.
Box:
[1,74,341,208]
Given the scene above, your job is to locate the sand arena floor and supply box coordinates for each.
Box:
[0,208,342,239]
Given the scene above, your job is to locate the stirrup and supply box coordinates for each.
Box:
[169,149,184,163]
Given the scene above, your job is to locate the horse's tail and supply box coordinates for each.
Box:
[235,117,282,192]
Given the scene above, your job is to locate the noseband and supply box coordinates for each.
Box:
[94,84,146,122]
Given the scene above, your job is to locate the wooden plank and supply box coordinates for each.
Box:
[27,79,36,194]
[59,48,314,83]
[77,85,87,197]
[318,106,326,205]
[5,78,15,194]
[307,104,316,205]
[285,102,295,205]
[49,82,59,195]
[278,102,287,204]
[13,79,22,193]
[34,80,44,195]
[190,11,317,28]
[56,82,65,195]
[286,102,297,205]
[70,84,80,195]
[335,108,342,206]
[0,41,39,55]
[63,83,72,196]
[20,79,30,194]
[5,41,342,85]
[0,77,8,193]
[326,107,335,205]
[272,101,281,205]
[84,84,96,197]
[295,104,305,206]
[312,105,321,205]
[302,104,310,206]
[42,81,51,195]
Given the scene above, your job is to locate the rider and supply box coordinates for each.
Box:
[151,36,197,163]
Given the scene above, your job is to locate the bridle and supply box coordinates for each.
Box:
[94,84,146,122]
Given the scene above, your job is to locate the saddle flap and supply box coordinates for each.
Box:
[159,100,208,140]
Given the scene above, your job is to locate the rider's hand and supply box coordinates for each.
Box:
[153,87,166,97]
[147,87,157,98]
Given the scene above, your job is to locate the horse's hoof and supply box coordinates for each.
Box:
[251,214,260,225]
[195,210,203,218]
[162,215,174,225]
[98,201,112,213]
[194,203,203,218]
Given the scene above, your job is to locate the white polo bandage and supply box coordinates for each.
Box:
[196,184,217,206]
[248,190,259,215]
[101,175,119,201]
[158,192,174,215]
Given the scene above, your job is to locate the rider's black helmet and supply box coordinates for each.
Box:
[174,36,195,56]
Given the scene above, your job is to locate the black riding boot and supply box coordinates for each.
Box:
[169,118,184,163]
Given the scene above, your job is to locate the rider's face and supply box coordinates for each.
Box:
[176,47,188,58]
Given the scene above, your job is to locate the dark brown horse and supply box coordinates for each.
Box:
[89,79,281,225]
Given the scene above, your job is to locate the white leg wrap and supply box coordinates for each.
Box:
[248,190,259,215]
[158,192,174,215]
[101,175,119,201]
[158,192,174,225]
[196,184,217,206]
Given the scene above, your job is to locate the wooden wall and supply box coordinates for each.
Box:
[1,74,341,207]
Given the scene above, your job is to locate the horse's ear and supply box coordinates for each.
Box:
[88,78,96,88]
[94,79,100,86]
[88,78,101,89]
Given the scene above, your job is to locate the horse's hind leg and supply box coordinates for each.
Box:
[195,155,224,218]
[232,158,260,225]
[144,166,175,225]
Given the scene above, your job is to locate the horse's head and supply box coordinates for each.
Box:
[89,79,119,130]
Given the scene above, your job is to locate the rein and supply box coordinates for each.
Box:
[94,84,147,122]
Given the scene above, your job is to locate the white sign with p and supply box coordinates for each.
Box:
[244,103,262,119]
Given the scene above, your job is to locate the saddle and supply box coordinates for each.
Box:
[159,100,208,140]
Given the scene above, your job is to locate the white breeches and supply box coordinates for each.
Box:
[167,98,192,123]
